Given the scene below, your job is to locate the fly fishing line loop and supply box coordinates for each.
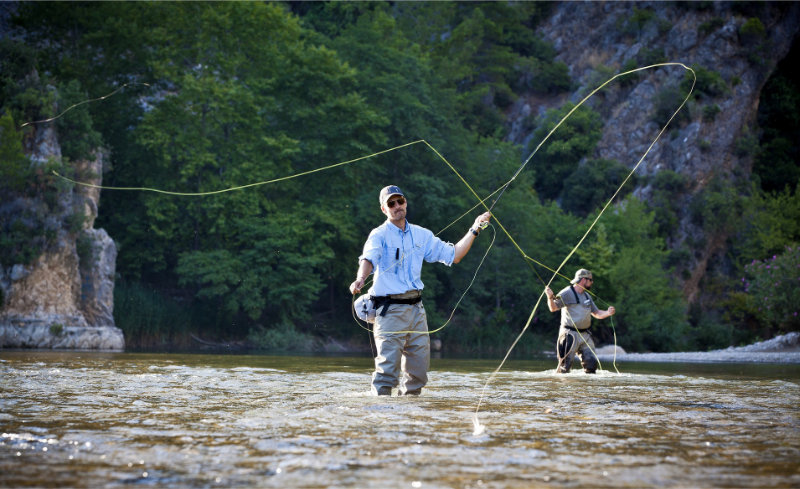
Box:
[472,62,696,436]
[350,223,497,336]
[20,82,151,128]
[41,64,694,429]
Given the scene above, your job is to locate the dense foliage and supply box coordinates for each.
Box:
[1,2,798,353]
[743,246,800,332]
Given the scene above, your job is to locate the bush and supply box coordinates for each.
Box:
[639,47,667,66]
[114,281,192,348]
[739,17,770,65]
[647,170,689,238]
[681,65,729,100]
[525,60,572,94]
[702,104,721,121]
[743,246,800,332]
[735,130,759,157]
[698,17,725,36]
[739,17,766,44]
[685,316,733,350]
[65,207,87,233]
[688,176,743,234]
[247,324,316,352]
[618,58,642,87]
[0,112,30,193]
[619,7,655,38]
[528,103,604,202]
[76,232,94,265]
[652,84,692,127]
[55,80,103,161]
[560,158,636,216]
[618,48,666,87]
[580,198,688,352]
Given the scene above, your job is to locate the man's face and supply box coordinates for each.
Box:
[581,276,594,290]
[382,195,406,220]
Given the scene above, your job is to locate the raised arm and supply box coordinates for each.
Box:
[544,286,560,312]
[453,212,492,264]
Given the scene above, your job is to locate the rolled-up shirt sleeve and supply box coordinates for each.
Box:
[358,228,382,267]
[421,228,455,266]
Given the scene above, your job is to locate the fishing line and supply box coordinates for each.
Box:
[44,64,692,421]
[557,299,618,375]
[349,224,497,336]
[50,131,499,337]
[472,62,696,436]
[53,139,426,195]
[38,84,508,349]
[19,82,151,128]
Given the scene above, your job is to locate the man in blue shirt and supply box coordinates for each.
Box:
[350,185,492,396]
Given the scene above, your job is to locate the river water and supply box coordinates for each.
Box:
[1,351,798,488]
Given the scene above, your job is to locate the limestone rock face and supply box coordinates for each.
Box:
[509,2,800,302]
[0,114,124,350]
[79,227,117,328]
[2,244,84,321]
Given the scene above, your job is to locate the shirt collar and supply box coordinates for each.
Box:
[386,219,409,233]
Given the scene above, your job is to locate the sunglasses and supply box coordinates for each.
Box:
[386,197,406,208]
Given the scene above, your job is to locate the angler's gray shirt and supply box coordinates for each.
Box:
[553,285,599,330]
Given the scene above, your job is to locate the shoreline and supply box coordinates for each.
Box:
[596,332,800,364]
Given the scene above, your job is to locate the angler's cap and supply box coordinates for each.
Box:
[571,268,593,284]
[379,185,404,205]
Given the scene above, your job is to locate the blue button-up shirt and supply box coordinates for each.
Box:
[359,219,455,296]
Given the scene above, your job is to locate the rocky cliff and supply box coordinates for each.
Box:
[508,1,800,302]
[0,116,124,350]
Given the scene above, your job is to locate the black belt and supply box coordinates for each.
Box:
[371,295,422,316]
[565,326,590,332]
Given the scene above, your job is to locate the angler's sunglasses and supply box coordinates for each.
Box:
[386,197,406,208]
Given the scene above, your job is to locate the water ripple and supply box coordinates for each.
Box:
[1,352,799,488]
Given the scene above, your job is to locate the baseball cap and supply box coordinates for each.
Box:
[570,268,593,284]
[379,185,404,205]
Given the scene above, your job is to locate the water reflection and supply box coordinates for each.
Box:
[1,351,798,488]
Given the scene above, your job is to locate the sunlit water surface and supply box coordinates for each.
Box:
[1,351,798,488]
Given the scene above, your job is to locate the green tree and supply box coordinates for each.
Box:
[744,246,800,332]
[55,80,103,162]
[754,72,800,193]
[123,3,385,328]
[647,169,689,238]
[581,198,687,351]
[733,184,800,267]
[560,158,636,216]
[0,112,29,193]
[528,103,604,202]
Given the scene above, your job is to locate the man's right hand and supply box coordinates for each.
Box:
[350,278,365,295]
[544,286,554,300]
